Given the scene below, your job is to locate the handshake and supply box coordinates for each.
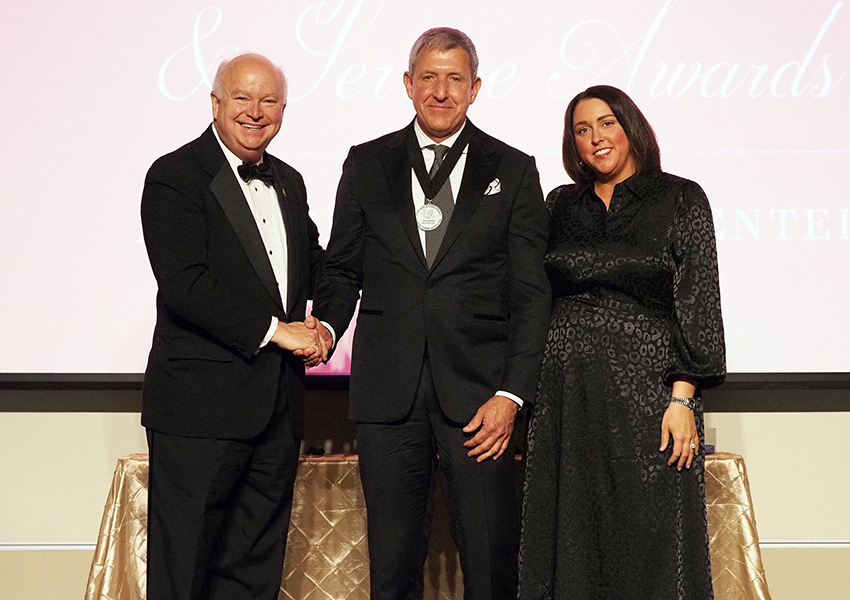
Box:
[270,315,334,368]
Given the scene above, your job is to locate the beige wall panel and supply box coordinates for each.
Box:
[760,547,850,600]
[705,412,850,542]
[0,549,94,600]
[0,547,848,600]
[3,411,849,549]
[0,413,147,543]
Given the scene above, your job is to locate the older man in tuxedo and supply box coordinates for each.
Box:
[312,28,551,600]
[140,53,326,600]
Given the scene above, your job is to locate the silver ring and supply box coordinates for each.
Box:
[689,444,697,450]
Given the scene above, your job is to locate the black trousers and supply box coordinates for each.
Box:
[356,356,520,600]
[146,398,300,600]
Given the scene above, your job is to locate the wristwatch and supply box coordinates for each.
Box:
[670,396,700,411]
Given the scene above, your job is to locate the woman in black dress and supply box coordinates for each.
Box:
[518,85,726,600]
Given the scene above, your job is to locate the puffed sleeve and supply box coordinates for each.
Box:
[665,179,726,389]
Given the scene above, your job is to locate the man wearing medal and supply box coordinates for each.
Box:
[312,27,550,600]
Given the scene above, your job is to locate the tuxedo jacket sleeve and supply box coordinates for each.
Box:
[140,126,323,439]
[313,121,550,424]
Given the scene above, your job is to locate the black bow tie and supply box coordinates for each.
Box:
[237,160,275,186]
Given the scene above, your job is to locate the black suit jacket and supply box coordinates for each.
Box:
[141,125,323,439]
[313,120,550,424]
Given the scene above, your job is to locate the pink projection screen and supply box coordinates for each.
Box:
[1,0,848,376]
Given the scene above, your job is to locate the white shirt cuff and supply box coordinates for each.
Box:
[497,390,523,408]
[320,321,337,349]
[258,316,278,352]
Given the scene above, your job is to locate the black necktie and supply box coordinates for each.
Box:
[424,144,454,268]
[238,160,275,186]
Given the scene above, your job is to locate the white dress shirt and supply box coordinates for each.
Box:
[212,126,287,348]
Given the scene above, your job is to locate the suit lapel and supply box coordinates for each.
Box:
[430,124,500,270]
[202,129,285,313]
[270,161,300,317]
[381,125,427,269]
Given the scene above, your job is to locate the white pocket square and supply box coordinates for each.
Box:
[485,178,501,196]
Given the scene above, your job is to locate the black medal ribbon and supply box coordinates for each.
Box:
[406,122,473,198]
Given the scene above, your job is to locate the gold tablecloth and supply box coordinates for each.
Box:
[85,452,770,600]
[705,453,772,600]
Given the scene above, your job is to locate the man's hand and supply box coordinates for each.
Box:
[462,395,519,462]
[270,319,325,362]
[293,316,333,367]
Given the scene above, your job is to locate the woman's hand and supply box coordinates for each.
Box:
[660,402,699,471]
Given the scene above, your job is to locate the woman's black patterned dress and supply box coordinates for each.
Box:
[518,171,726,600]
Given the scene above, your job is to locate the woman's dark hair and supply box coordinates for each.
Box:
[562,85,661,185]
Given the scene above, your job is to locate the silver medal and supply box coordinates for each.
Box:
[416,203,443,231]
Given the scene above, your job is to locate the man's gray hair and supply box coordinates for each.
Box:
[212,52,288,103]
[408,27,479,80]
